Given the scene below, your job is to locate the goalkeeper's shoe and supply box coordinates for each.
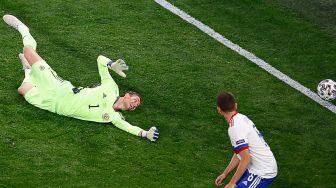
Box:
[19,53,31,70]
[146,127,159,142]
[3,15,29,32]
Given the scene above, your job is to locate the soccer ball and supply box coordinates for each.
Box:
[317,79,336,101]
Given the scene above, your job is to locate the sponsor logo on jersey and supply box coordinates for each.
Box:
[236,139,245,145]
[102,113,110,121]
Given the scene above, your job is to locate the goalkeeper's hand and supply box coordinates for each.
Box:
[145,127,159,142]
[108,59,128,78]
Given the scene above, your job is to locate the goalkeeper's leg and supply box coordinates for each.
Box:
[18,53,33,96]
[3,15,37,50]
[3,15,42,66]
[23,47,43,67]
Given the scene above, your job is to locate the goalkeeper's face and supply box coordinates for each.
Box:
[123,93,141,111]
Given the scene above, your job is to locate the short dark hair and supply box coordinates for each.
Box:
[217,92,236,112]
[124,91,142,105]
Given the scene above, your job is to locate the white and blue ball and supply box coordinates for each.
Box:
[317,79,336,101]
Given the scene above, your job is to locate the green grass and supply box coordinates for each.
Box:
[0,0,335,187]
[272,0,336,38]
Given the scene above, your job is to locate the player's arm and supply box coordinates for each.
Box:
[227,149,251,187]
[97,55,115,84]
[215,153,240,186]
[111,118,159,142]
[221,125,250,187]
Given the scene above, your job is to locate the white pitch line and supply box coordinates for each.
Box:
[155,0,336,114]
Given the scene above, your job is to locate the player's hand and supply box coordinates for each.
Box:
[110,59,128,78]
[146,126,159,142]
[215,173,227,187]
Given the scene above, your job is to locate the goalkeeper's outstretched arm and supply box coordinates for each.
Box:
[97,55,115,84]
[111,118,159,142]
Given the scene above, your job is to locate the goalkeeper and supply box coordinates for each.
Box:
[3,15,159,142]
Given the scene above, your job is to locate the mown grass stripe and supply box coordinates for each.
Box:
[155,0,336,114]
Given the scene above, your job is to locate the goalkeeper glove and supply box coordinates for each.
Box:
[141,127,159,142]
[107,59,129,78]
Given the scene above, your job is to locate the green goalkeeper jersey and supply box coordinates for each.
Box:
[51,57,142,136]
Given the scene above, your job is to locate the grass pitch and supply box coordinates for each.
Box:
[0,0,335,187]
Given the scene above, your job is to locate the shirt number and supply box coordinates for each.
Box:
[89,104,99,109]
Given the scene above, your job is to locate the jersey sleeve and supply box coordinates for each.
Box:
[229,126,249,154]
[111,116,143,136]
[97,55,116,85]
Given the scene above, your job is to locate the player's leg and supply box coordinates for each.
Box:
[4,15,68,91]
[23,47,43,67]
[3,15,41,66]
[3,15,37,50]
[23,47,66,90]
[18,83,34,96]
[19,53,31,69]
[17,52,57,113]
[17,53,34,96]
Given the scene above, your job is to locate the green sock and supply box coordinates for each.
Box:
[18,26,37,50]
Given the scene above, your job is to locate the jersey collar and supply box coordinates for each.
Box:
[113,96,121,112]
[229,111,238,127]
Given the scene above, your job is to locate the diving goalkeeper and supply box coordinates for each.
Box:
[3,15,159,142]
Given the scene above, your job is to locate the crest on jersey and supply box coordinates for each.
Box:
[39,65,45,71]
[103,93,107,98]
[102,113,110,121]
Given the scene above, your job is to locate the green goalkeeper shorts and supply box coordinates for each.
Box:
[24,60,72,112]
